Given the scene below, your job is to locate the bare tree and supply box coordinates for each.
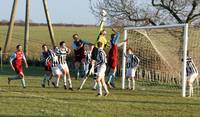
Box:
[90,0,200,26]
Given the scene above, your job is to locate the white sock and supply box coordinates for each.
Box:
[93,80,97,89]
[21,78,26,88]
[189,86,193,97]
[68,79,72,88]
[103,82,109,93]
[67,73,72,88]
[80,78,87,89]
[132,78,135,90]
[128,79,131,89]
[56,78,60,87]
[97,82,102,95]
[63,75,67,85]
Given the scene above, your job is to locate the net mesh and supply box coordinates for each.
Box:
[125,26,200,96]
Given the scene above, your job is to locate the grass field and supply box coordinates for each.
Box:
[0,66,200,117]
[0,26,112,59]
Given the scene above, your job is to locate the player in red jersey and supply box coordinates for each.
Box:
[8,45,28,88]
[40,44,52,88]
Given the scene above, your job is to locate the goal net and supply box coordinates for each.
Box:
[122,24,200,97]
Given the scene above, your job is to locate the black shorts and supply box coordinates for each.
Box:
[91,47,98,61]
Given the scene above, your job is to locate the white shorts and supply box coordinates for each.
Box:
[51,66,62,76]
[58,63,69,73]
[126,68,136,78]
[97,64,106,77]
[187,73,198,83]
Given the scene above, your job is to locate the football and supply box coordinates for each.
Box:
[100,9,107,17]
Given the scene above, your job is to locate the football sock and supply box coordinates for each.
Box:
[97,82,102,95]
[93,80,97,89]
[103,82,109,93]
[128,78,131,89]
[63,75,67,86]
[132,78,135,90]
[21,78,26,88]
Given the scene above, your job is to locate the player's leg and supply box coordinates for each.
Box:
[132,77,135,90]
[20,73,26,88]
[74,61,80,80]
[107,67,116,88]
[78,63,90,90]
[101,77,109,96]
[96,76,102,96]
[92,67,98,90]
[128,77,131,90]
[51,67,62,88]
[188,73,198,97]
[8,66,21,84]
[131,69,136,90]
[65,65,73,90]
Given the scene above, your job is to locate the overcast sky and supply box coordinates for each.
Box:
[0,0,97,24]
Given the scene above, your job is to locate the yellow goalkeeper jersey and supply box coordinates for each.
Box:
[96,35,107,49]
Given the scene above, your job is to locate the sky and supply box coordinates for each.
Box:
[0,0,97,24]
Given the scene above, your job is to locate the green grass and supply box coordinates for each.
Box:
[0,66,200,117]
[0,26,112,59]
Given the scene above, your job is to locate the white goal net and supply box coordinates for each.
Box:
[122,24,200,97]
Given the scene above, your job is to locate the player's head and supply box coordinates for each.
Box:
[97,41,103,48]
[73,34,80,41]
[16,44,22,51]
[42,44,48,52]
[100,29,107,36]
[127,47,133,54]
[60,41,66,48]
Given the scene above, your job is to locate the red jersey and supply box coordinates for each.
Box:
[10,51,26,75]
[108,45,118,69]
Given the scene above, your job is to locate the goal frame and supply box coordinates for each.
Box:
[122,24,189,97]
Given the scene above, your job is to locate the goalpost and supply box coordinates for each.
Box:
[122,24,189,97]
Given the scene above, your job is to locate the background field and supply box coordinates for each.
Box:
[1,25,200,117]
[0,26,112,59]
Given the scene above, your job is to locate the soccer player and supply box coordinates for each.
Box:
[124,48,140,90]
[46,48,63,89]
[57,41,73,90]
[85,30,108,90]
[78,44,95,90]
[96,42,109,96]
[72,34,89,79]
[40,44,52,88]
[8,45,28,88]
[107,29,120,88]
[186,55,198,97]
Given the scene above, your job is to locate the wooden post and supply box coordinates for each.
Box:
[43,0,56,47]
[3,0,18,57]
[24,0,30,57]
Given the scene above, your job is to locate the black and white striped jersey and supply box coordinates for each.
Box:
[186,57,198,76]
[96,48,107,66]
[46,49,59,67]
[56,47,71,64]
[125,54,140,69]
